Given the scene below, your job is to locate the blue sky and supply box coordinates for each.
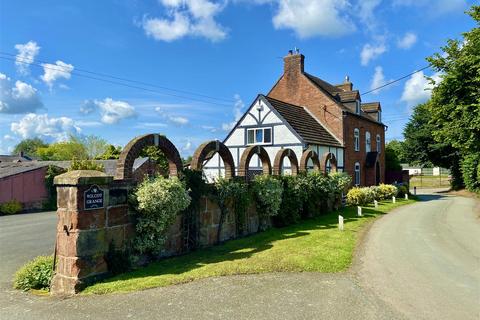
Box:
[0,0,475,156]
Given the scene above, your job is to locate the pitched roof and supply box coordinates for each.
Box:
[361,102,381,112]
[0,155,32,163]
[264,96,342,147]
[304,72,384,125]
[0,158,149,179]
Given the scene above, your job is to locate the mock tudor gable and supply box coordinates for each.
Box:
[203,94,344,181]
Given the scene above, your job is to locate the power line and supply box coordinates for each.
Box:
[0,52,235,105]
[362,65,431,95]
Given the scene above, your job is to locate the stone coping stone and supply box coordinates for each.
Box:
[54,170,114,186]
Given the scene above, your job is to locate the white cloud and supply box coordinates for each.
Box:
[222,94,244,131]
[401,71,442,106]
[142,0,226,42]
[272,0,355,38]
[0,73,44,114]
[370,66,386,94]
[360,42,387,66]
[169,116,189,125]
[397,32,417,49]
[41,60,74,88]
[14,41,40,75]
[11,113,80,141]
[356,0,382,31]
[83,98,136,124]
[181,139,193,152]
[154,106,189,126]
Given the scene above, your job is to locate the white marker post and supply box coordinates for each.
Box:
[374,200,378,208]
[357,206,362,216]
[392,196,396,203]
[338,215,344,231]
[405,194,409,200]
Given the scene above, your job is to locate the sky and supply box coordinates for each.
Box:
[0,0,476,156]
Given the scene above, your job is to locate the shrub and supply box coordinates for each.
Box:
[396,185,409,197]
[329,172,352,195]
[0,199,22,215]
[13,256,53,291]
[251,175,283,230]
[69,157,104,172]
[346,187,375,206]
[133,176,191,255]
[274,175,304,227]
[461,154,480,192]
[302,172,331,216]
[376,184,398,199]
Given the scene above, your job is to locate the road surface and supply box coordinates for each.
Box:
[0,193,478,319]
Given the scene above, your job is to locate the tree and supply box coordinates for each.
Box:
[403,102,458,168]
[385,140,407,164]
[385,142,402,171]
[140,146,169,174]
[97,145,122,160]
[12,138,48,158]
[36,139,88,161]
[425,5,480,190]
[79,135,109,159]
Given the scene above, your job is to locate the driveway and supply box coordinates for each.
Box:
[0,193,478,320]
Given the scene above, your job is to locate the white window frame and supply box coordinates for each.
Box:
[354,128,360,152]
[366,131,371,153]
[376,134,381,153]
[354,162,361,186]
[246,127,272,145]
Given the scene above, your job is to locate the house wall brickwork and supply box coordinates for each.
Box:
[343,115,385,186]
[268,52,386,186]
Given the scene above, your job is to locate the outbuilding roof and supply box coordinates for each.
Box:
[0,158,149,179]
[264,96,342,147]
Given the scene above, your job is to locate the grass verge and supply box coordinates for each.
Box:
[83,198,416,294]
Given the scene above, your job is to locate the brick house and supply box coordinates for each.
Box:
[204,51,385,186]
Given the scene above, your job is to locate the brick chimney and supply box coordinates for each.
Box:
[337,75,353,91]
[284,50,304,77]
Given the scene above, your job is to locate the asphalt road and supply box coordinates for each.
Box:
[0,193,478,320]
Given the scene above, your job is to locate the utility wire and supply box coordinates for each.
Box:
[0,52,235,105]
[362,65,431,95]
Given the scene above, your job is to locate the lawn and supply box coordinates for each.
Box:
[83,198,416,294]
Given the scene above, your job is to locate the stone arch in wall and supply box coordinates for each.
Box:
[238,145,272,177]
[299,149,320,172]
[320,152,338,174]
[273,148,299,176]
[115,133,183,180]
[190,140,235,179]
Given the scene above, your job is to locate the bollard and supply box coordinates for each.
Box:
[338,215,344,231]
[392,196,396,203]
[405,194,408,200]
[357,206,362,216]
[374,200,378,208]
[414,186,417,195]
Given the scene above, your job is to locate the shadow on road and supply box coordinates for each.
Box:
[417,194,446,202]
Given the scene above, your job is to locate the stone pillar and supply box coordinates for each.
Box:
[50,170,113,295]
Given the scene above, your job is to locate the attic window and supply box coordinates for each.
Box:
[355,100,360,114]
[247,128,272,145]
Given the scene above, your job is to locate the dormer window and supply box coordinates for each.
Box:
[355,100,360,114]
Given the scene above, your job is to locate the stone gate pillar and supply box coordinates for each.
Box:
[50,170,114,295]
